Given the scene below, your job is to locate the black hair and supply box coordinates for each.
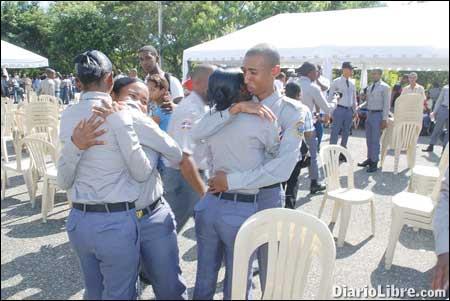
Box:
[207,69,245,111]
[285,82,301,99]
[298,62,316,77]
[112,77,142,95]
[74,50,113,85]
[138,45,159,57]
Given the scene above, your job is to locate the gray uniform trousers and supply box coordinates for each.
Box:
[366,111,383,162]
[430,105,449,146]
[304,131,319,180]
[256,185,285,292]
[330,106,354,148]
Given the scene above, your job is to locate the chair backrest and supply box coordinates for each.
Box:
[37,95,59,104]
[24,102,60,145]
[393,93,424,124]
[27,90,38,103]
[319,145,355,192]
[231,208,336,300]
[392,122,422,150]
[20,135,56,177]
[438,144,449,175]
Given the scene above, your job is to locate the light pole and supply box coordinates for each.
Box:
[158,1,163,69]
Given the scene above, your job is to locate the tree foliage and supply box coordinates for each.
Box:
[2,1,448,88]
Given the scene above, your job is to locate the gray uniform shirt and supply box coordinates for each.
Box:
[433,168,449,256]
[328,76,357,109]
[433,85,449,114]
[205,113,280,195]
[360,80,391,120]
[298,76,331,114]
[192,89,308,190]
[124,100,183,210]
[57,92,153,204]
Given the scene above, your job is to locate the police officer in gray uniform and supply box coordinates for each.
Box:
[193,69,280,300]
[57,50,152,300]
[357,69,391,172]
[328,62,358,162]
[91,77,189,299]
[423,84,449,153]
[297,62,332,193]
[192,44,308,293]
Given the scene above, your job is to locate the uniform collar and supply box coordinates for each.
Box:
[258,89,283,107]
[80,91,112,103]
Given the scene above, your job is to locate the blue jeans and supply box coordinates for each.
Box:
[161,166,205,233]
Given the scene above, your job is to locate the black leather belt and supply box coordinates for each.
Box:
[136,198,163,219]
[261,183,281,190]
[214,192,258,203]
[337,105,352,109]
[72,202,135,213]
[368,110,383,112]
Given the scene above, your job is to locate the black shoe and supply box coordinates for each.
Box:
[358,159,371,167]
[422,145,434,152]
[367,162,378,173]
[339,154,347,163]
[285,196,296,209]
[310,182,326,194]
[139,270,152,285]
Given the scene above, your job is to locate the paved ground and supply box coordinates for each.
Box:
[1,129,447,300]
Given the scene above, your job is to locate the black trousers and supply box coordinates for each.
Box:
[283,142,309,209]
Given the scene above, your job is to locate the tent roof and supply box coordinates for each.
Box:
[1,40,49,69]
[183,2,449,78]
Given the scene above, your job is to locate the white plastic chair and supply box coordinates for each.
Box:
[231,208,336,300]
[21,135,60,222]
[318,145,376,247]
[380,93,423,174]
[24,102,60,148]
[385,166,446,270]
[408,144,449,196]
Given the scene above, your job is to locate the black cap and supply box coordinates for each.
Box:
[342,62,355,70]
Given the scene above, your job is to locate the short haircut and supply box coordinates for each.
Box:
[138,45,158,57]
[245,43,280,67]
[409,72,418,78]
[298,62,316,77]
[112,77,142,95]
[372,69,383,74]
[147,74,169,90]
[285,82,301,99]
[191,64,216,81]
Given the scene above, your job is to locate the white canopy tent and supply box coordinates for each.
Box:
[182,2,449,87]
[1,40,49,69]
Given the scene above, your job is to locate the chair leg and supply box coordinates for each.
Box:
[331,201,341,224]
[370,200,376,236]
[385,208,403,270]
[48,184,56,212]
[407,145,416,170]
[337,204,352,247]
[1,139,9,163]
[1,168,6,200]
[318,195,327,218]
[41,178,49,223]
[394,148,401,175]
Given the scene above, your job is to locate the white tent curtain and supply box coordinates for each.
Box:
[182,2,449,80]
[1,40,48,69]
[360,64,368,89]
